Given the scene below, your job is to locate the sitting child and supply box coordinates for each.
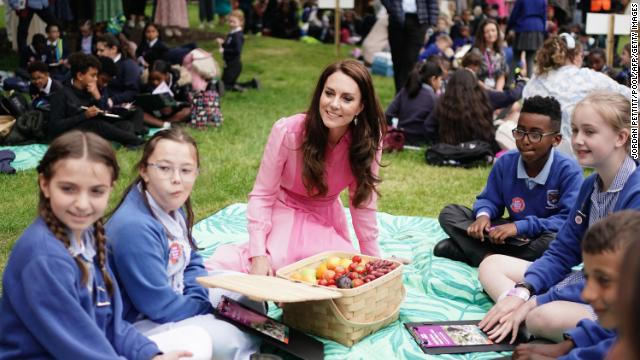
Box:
[435,96,584,267]
[587,48,617,80]
[136,23,169,69]
[44,24,69,80]
[615,43,631,87]
[19,34,47,69]
[419,34,454,62]
[217,10,259,92]
[511,210,640,359]
[385,60,442,145]
[142,60,191,128]
[76,20,95,55]
[28,61,63,109]
[452,24,473,50]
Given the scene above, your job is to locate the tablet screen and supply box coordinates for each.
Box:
[411,325,493,348]
[216,296,290,344]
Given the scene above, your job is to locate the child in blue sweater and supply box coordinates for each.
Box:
[106,128,261,360]
[512,211,639,359]
[479,91,640,344]
[0,131,188,360]
[435,96,583,267]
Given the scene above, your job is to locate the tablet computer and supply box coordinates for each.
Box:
[404,320,520,355]
[214,296,324,360]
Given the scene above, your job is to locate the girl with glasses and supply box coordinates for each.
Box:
[106,128,262,359]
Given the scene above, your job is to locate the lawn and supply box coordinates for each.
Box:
[0,5,491,283]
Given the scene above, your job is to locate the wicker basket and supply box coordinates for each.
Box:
[276,251,405,346]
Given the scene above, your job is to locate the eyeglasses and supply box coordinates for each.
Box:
[512,129,559,143]
[146,162,199,183]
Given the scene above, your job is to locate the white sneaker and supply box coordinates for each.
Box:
[127,19,135,28]
[199,22,206,30]
[208,22,215,29]
[164,28,174,37]
[174,28,183,37]
[137,20,146,28]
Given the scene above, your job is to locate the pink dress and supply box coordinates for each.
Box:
[206,114,381,273]
[155,0,189,28]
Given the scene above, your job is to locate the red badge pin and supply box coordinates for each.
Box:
[510,197,526,213]
[168,242,182,265]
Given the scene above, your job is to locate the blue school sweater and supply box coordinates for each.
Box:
[560,319,616,360]
[524,163,640,299]
[0,218,160,359]
[472,149,583,238]
[106,186,213,324]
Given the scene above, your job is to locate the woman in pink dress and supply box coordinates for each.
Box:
[206,59,386,275]
[155,0,189,38]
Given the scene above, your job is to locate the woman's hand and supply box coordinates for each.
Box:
[487,297,536,344]
[249,256,273,276]
[152,350,193,360]
[478,295,526,333]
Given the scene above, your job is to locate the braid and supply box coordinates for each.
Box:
[41,203,89,286]
[94,218,115,296]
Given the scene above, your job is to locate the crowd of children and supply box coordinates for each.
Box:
[2,8,262,147]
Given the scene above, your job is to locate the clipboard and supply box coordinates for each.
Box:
[404,320,521,355]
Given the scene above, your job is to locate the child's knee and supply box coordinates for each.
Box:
[525,305,560,336]
[438,204,464,226]
[478,254,508,282]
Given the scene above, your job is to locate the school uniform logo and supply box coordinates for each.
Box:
[546,190,560,209]
[510,197,526,213]
[168,241,183,265]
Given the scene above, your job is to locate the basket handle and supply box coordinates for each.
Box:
[328,286,406,328]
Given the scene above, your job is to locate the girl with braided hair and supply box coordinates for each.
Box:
[0,131,189,359]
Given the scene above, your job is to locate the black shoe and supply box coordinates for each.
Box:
[252,77,261,89]
[433,239,468,263]
[231,84,246,92]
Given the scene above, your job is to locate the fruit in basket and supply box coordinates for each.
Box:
[352,278,364,287]
[334,265,347,277]
[323,270,336,281]
[340,258,352,268]
[336,275,353,289]
[348,272,359,280]
[301,268,317,284]
[326,256,342,270]
[352,255,362,263]
[317,279,328,286]
[316,263,328,279]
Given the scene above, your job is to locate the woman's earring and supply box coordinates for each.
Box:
[354,115,359,126]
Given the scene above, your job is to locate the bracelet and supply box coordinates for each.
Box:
[506,287,531,302]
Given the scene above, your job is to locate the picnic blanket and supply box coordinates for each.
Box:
[0,144,48,172]
[194,203,509,359]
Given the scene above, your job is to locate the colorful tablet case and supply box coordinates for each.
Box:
[404,320,520,355]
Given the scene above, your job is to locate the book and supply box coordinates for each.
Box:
[404,320,522,355]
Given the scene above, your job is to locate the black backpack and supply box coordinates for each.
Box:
[425,140,494,168]
[1,110,46,145]
[0,92,30,118]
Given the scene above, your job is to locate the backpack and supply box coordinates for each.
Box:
[1,110,47,146]
[189,89,223,129]
[0,92,30,118]
[425,140,494,167]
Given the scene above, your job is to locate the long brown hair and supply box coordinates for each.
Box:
[436,69,494,145]
[36,131,119,296]
[473,19,502,54]
[113,128,200,249]
[302,59,385,207]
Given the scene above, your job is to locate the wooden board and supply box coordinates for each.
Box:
[197,274,342,302]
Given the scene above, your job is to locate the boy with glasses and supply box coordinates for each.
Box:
[435,96,584,266]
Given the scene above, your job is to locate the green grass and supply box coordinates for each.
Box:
[0,5,491,282]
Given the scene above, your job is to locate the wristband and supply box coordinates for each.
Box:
[505,287,531,302]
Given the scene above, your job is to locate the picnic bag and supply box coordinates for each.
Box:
[425,140,494,167]
[2,110,46,146]
[0,92,30,118]
[189,90,223,128]
[383,127,405,152]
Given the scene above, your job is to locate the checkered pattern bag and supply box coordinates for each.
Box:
[189,89,223,129]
